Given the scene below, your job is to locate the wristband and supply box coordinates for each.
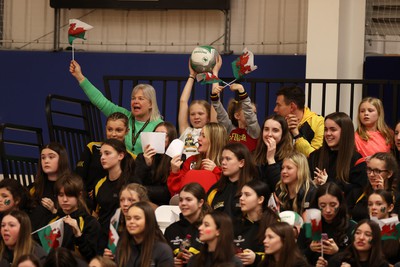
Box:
[189,75,195,80]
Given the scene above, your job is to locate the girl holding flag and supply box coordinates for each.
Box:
[94,139,135,254]
[298,182,356,265]
[210,56,260,152]
[0,210,47,267]
[47,173,100,262]
[69,60,163,155]
[104,183,153,260]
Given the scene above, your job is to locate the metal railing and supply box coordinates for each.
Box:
[103,76,400,128]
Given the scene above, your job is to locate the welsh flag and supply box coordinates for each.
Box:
[34,218,64,253]
[231,48,258,79]
[371,216,400,240]
[68,19,93,45]
[304,208,322,241]
[196,72,222,84]
[267,193,279,214]
[108,208,121,254]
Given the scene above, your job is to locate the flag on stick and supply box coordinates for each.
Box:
[231,47,258,79]
[68,19,93,45]
[108,208,121,254]
[34,217,64,253]
[196,72,223,85]
[68,19,93,61]
[304,208,322,241]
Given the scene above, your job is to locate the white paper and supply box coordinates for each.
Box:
[165,139,184,158]
[140,132,166,154]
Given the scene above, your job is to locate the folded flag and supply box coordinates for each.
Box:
[231,47,258,79]
[304,208,322,241]
[196,72,222,85]
[371,215,400,240]
[108,208,121,254]
[267,194,279,214]
[68,19,93,45]
[35,218,64,253]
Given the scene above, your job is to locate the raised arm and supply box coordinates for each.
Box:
[230,83,261,139]
[178,59,197,135]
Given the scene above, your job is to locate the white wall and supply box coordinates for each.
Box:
[2,0,308,54]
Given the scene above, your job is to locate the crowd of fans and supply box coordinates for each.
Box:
[0,57,399,267]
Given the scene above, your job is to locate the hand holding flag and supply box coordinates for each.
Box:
[68,19,93,60]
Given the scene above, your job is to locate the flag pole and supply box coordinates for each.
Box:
[222,79,237,89]
[321,238,324,258]
[72,43,75,61]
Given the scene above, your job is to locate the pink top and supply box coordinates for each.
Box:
[355,131,391,158]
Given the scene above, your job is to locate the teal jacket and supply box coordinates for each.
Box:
[79,78,163,154]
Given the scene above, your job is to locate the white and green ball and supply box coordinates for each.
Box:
[190,45,219,73]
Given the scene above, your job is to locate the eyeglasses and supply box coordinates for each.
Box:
[366,167,389,175]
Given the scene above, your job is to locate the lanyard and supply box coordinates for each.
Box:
[132,118,150,147]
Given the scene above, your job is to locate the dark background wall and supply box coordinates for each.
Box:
[0,50,306,143]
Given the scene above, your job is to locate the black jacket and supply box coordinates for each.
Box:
[164,214,203,257]
[133,153,171,205]
[116,239,174,267]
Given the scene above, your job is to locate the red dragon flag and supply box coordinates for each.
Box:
[68,19,93,45]
[196,72,222,85]
[304,208,322,241]
[33,217,64,253]
[108,208,121,254]
[371,215,400,240]
[231,47,258,79]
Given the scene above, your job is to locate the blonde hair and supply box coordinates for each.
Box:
[356,97,393,145]
[131,84,161,121]
[120,183,149,202]
[194,123,228,169]
[277,151,312,214]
